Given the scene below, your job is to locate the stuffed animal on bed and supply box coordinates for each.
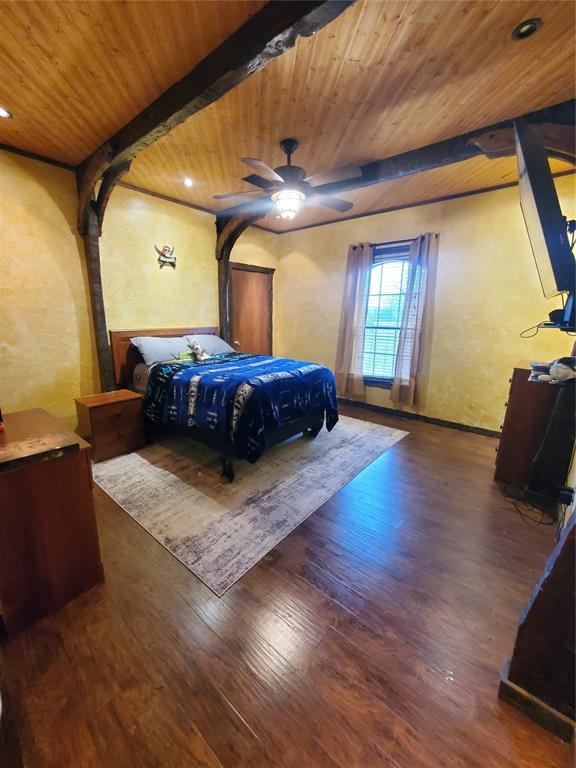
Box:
[188,339,211,362]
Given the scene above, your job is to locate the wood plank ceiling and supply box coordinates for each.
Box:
[0,0,574,231]
[124,0,576,231]
[0,0,266,163]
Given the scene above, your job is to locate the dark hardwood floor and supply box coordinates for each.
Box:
[1,405,571,767]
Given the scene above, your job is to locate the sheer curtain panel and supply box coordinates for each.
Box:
[335,242,373,398]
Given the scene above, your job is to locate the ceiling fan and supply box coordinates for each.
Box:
[214,138,361,220]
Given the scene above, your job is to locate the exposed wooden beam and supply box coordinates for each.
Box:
[75,1,352,389]
[77,143,113,233]
[215,212,263,341]
[313,100,576,198]
[77,1,353,178]
[268,168,575,235]
[78,158,132,387]
[470,123,575,163]
[82,206,116,392]
[95,161,132,234]
[219,100,575,223]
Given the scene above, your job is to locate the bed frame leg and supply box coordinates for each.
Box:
[144,419,156,444]
[306,421,323,439]
[220,456,235,483]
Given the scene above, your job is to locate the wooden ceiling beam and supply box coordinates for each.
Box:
[215,212,263,342]
[77,142,113,233]
[75,0,353,390]
[219,100,575,222]
[311,100,576,199]
[470,123,575,164]
[95,161,133,235]
[77,0,353,181]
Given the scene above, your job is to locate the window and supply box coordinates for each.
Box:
[362,239,414,385]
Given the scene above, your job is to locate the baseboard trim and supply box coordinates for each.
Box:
[337,398,501,438]
[499,662,575,743]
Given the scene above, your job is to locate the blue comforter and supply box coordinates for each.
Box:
[143,352,338,462]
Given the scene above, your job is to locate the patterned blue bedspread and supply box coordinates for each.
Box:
[143,352,339,462]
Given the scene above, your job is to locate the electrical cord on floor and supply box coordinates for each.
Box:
[510,499,555,528]
[504,490,569,539]
[507,497,556,528]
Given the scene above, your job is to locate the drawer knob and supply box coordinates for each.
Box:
[118,431,126,438]
[114,410,123,417]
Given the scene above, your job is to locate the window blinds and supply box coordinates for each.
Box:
[362,238,417,381]
[372,239,414,263]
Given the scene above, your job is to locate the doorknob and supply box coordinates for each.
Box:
[234,340,240,347]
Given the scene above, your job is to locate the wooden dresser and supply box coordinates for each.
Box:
[75,389,145,462]
[0,409,103,634]
[494,365,559,490]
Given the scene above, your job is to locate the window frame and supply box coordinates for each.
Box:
[362,240,414,389]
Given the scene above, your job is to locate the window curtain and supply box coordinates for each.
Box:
[390,232,438,406]
[335,242,373,398]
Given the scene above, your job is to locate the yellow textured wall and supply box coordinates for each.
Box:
[269,174,576,431]
[0,154,273,424]
[0,150,97,426]
[100,187,219,330]
[1,145,573,436]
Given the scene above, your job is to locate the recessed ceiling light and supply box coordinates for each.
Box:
[0,106,13,119]
[183,177,193,187]
[512,18,542,40]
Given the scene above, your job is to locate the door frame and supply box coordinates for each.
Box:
[229,262,275,355]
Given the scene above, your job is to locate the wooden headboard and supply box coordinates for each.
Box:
[109,327,219,388]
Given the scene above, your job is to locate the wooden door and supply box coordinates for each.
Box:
[229,263,273,355]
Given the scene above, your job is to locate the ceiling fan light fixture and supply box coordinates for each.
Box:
[271,188,305,220]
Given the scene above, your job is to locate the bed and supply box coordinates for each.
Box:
[109,327,339,481]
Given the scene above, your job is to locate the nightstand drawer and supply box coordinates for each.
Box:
[92,423,144,462]
[91,401,144,461]
[91,398,142,432]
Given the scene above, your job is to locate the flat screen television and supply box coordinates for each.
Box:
[514,121,575,297]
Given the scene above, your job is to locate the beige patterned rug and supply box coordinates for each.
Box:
[93,415,407,595]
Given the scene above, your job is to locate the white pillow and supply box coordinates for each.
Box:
[130,336,190,366]
[186,334,234,356]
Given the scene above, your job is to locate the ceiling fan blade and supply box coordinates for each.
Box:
[241,158,284,183]
[310,194,353,213]
[304,163,362,187]
[213,190,262,200]
[242,173,276,190]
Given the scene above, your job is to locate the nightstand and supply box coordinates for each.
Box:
[75,389,145,462]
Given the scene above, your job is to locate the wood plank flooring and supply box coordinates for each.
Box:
[1,405,571,767]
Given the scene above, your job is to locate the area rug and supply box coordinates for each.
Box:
[93,415,407,595]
